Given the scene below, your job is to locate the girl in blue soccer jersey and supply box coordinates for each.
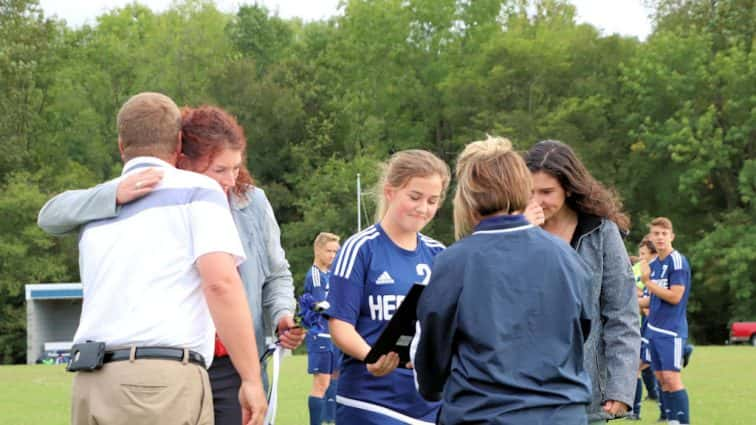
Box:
[325,150,450,425]
[414,137,593,425]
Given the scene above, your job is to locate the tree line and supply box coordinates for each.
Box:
[0,0,753,363]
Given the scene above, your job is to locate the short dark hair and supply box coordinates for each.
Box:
[639,236,657,254]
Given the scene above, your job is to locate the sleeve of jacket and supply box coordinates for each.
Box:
[413,249,462,402]
[37,180,120,236]
[257,189,296,329]
[600,221,641,407]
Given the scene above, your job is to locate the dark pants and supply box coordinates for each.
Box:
[208,355,270,425]
[208,355,242,425]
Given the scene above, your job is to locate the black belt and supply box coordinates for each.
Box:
[104,347,206,369]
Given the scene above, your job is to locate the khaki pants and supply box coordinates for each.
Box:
[71,358,213,425]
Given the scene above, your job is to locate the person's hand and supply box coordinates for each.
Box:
[239,380,268,425]
[117,168,163,205]
[602,400,629,417]
[277,315,306,350]
[640,260,651,283]
[523,200,545,226]
[366,352,399,377]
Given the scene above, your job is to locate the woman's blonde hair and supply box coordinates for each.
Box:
[374,149,451,221]
[453,136,531,239]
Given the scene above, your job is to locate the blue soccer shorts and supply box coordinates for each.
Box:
[649,334,685,372]
[306,333,337,375]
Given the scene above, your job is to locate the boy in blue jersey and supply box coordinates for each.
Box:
[325,149,450,425]
[301,232,341,425]
[414,136,592,425]
[639,217,692,425]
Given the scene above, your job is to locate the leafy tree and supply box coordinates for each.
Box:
[0,169,92,363]
[226,4,293,74]
[0,0,59,181]
[623,0,755,342]
[0,0,753,360]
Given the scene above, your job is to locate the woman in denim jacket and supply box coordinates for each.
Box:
[524,140,640,424]
[37,106,304,425]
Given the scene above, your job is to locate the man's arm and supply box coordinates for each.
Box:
[197,252,267,425]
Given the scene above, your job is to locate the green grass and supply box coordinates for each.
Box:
[1,346,754,424]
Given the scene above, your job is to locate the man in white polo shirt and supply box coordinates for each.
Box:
[43,92,267,425]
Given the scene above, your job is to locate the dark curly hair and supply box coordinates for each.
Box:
[639,236,657,254]
[525,140,630,233]
[180,105,255,199]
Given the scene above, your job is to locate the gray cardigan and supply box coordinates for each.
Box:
[37,180,296,360]
[572,215,640,421]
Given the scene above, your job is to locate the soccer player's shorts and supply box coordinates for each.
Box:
[306,333,337,374]
[648,334,685,372]
[335,400,435,425]
[640,337,652,365]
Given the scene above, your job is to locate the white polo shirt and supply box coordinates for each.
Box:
[73,157,245,367]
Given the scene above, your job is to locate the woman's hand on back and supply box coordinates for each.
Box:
[117,168,164,205]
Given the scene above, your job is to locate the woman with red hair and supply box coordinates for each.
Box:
[38,105,305,425]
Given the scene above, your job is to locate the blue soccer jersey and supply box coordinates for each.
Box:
[325,223,444,422]
[647,250,691,338]
[302,266,331,334]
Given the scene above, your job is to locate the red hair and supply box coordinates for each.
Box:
[180,105,254,198]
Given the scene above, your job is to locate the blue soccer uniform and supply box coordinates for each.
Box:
[302,266,340,375]
[647,249,692,425]
[325,224,443,425]
[647,250,691,372]
[640,286,653,365]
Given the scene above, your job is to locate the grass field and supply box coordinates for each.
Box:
[1,346,754,424]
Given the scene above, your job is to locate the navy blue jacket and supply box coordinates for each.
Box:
[413,215,593,424]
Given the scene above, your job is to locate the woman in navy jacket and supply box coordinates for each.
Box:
[413,136,593,425]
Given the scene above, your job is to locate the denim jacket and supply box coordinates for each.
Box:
[37,179,295,359]
[572,214,640,421]
[230,187,295,356]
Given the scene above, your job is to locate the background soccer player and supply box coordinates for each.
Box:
[301,232,341,425]
[640,217,692,425]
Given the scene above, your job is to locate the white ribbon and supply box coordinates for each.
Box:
[263,344,283,425]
